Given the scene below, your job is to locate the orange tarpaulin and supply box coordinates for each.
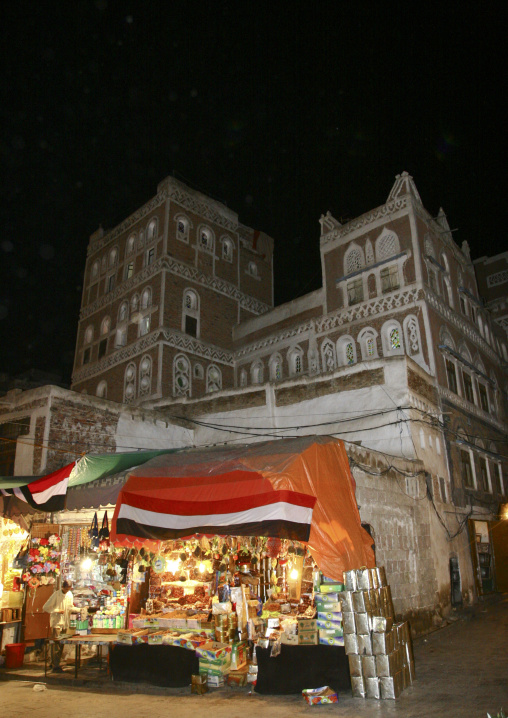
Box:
[111,436,374,580]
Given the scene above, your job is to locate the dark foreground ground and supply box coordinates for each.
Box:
[1,595,507,717]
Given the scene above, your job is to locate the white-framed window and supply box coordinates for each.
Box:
[124,362,136,403]
[344,243,365,275]
[380,265,400,293]
[460,447,475,489]
[358,327,378,361]
[247,261,258,277]
[146,218,158,243]
[288,346,304,376]
[199,226,214,253]
[118,301,129,323]
[84,325,94,345]
[403,314,422,357]
[141,287,152,310]
[175,215,190,243]
[221,237,234,262]
[139,315,151,337]
[131,293,139,313]
[126,234,136,257]
[337,335,357,366]
[206,365,222,393]
[182,289,200,338]
[115,327,127,348]
[381,320,404,356]
[173,354,191,397]
[109,247,118,268]
[96,380,107,399]
[445,358,458,394]
[125,261,134,280]
[139,355,152,396]
[251,361,264,384]
[269,353,283,381]
[321,339,337,372]
[100,316,111,336]
[347,278,364,305]
[375,229,400,262]
[193,363,204,380]
[239,368,248,387]
[461,369,475,404]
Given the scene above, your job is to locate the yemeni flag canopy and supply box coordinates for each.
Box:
[112,436,375,580]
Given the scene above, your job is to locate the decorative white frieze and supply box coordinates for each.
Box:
[80,256,271,322]
[320,197,408,246]
[160,330,233,365]
[437,385,506,433]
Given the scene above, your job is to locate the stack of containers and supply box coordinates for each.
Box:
[314,575,344,647]
[342,568,415,700]
[196,641,232,687]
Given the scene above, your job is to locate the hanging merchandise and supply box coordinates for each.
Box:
[89,512,99,550]
[99,511,110,551]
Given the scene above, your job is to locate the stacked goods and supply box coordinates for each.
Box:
[342,568,415,700]
[196,641,232,687]
[313,574,344,646]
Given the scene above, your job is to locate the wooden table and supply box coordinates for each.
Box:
[45,634,117,679]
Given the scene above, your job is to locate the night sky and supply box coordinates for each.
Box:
[1,3,506,382]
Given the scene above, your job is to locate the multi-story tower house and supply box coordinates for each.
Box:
[71,176,274,403]
[473,251,508,345]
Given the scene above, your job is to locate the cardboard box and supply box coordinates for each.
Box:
[319,627,344,639]
[191,674,208,694]
[318,635,344,647]
[314,601,341,613]
[281,632,299,645]
[206,675,225,688]
[299,631,318,645]
[317,583,343,594]
[315,591,340,603]
[227,665,249,686]
[196,641,232,661]
[297,618,317,632]
[302,686,338,705]
[317,616,342,630]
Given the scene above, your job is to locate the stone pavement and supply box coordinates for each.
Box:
[1,595,507,717]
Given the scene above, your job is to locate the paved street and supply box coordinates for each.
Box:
[1,595,507,717]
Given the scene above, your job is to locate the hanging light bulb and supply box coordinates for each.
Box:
[199,562,206,573]
[81,557,92,571]
[290,568,299,580]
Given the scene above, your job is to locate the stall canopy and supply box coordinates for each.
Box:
[112,436,375,580]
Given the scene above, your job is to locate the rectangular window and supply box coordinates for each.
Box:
[478,383,489,412]
[105,274,115,294]
[185,315,197,337]
[446,360,457,394]
[83,347,91,365]
[479,457,490,492]
[460,450,474,488]
[460,296,467,316]
[462,372,475,404]
[139,316,151,336]
[125,262,134,280]
[98,338,107,359]
[495,464,504,495]
[347,278,364,305]
[115,329,127,348]
[380,266,399,293]
[439,477,448,503]
[0,418,30,476]
[146,248,155,266]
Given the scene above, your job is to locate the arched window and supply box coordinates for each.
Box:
[141,287,152,310]
[403,315,421,357]
[101,316,111,335]
[173,354,191,397]
[96,380,107,399]
[375,229,400,262]
[118,301,129,323]
[269,353,283,381]
[344,243,365,275]
[199,226,214,253]
[337,335,357,366]
[175,215,190,243]
[126,234,136,256]
[91,260,99,282]
[109,247,118,268]
[124,363,136,403]
[193,363,204,380]
[247,261,258,277]
[206,365,222,393]
[239,369,248,387]
[424,235,435,259]
[287,346,304,376]
[381,320,404,355]
[131,294,139,313]
[182,289,200,338]
[146,218,158,242]
[251,361,264,384]
[321,339,337,372]
[139,355,152,396]
[358,327,379,361]
[221,237,234,263]
[84,325,94,345]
